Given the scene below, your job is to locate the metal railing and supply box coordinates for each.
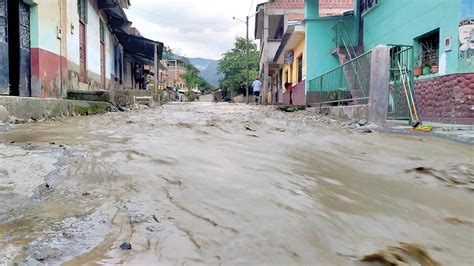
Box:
[307,50,372,106]
[388,45,415,122]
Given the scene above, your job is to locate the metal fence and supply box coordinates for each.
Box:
[307,50,372,106]
[387,45,414,122]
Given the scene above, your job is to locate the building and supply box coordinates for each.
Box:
[255,0,305,104]
[305,0,474,124]
[274,20,306,105]
[162,58,188,91]
[0,0,164,99]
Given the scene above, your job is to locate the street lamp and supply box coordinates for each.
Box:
[233,11,258,104]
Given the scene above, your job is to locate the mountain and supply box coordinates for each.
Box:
[187,57,221,87]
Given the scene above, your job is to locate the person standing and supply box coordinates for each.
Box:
[134,64,143,90]
[252,76,262,104]
[285,82,293,105]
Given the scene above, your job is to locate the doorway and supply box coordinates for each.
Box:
[0,0,31,96]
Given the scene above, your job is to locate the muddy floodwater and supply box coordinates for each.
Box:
[0,103,473,265]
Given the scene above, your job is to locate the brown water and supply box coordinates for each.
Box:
[0,103,473,265]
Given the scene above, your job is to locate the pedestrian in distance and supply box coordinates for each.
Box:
[252,76,262,105]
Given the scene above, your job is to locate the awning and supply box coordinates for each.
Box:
[115,31,164,61]
[273,24,305,64]
[99,0,132,32]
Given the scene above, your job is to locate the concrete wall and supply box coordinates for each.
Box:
[30,0,67,98]
[0,96,111,120]
[283,81,305,105]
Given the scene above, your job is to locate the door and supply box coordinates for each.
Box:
[79,21,86,83]
[18,1,30,96]
[0,0,8,95]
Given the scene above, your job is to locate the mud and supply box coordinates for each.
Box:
[0,103,473,265]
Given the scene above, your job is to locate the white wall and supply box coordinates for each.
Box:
[86,0,101,75]
[66,0,80,66]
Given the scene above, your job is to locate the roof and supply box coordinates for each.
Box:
[100,0,164,62]
[115,31,164,61]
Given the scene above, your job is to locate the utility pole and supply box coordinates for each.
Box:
[246,15,250,104]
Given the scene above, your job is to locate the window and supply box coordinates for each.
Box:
[361,0,378,15]
[114,44,122,82]
[78,0,87,23]
[99,20,105,43]
[416,30,439,68]
[297,55,303,83]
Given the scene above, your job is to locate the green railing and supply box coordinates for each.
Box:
[307,50,372,106]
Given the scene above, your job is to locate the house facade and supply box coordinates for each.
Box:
[274,22,306,105]
[306,0,473,124]
[255,0,305,105]
[162,59,188,91]
[0,0,163,100]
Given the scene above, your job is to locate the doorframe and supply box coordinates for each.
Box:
[99,18,105,89]
[79,20,87,83]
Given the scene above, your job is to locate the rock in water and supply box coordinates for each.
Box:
[120,242,132,250]
[362,129,373,134]
[0,105,9,122]
[358,119,368,126]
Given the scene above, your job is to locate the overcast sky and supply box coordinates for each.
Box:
[125,0,267,60]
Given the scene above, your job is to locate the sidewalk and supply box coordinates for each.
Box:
[384,120,474,145]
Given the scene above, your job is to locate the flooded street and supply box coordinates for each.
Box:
[0,103,473,265]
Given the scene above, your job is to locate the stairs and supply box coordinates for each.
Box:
[332,21,370,105]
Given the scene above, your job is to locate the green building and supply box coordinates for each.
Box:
[306,0,474,124]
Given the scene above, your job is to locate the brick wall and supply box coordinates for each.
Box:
[319,0,354,9]
[415,73,474,124]
[266,0,305,9]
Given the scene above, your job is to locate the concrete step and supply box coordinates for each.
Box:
[67,90,112,103]
[133,96,153,106]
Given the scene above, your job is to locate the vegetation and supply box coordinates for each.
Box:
[217,37,259,94]
[181,63,215,101]
[162,46,174,60]
[165,46,216,97]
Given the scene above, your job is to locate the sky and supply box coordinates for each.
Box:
[125,0,268,60]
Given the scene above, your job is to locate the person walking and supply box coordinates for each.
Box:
[252,76,262,104]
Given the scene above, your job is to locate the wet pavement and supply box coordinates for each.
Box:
[0,102,473,265]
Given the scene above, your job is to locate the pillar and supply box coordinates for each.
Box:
[368,45,390,126]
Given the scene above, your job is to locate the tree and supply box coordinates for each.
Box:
[162,46,174,60]
[218,37,259,94]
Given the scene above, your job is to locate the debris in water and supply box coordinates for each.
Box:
[358,119,368,126]
[49,142,56,145]
[360,243,440,266]
[278,105,305,113]
[245,126,255,132]
[120,242,132,250]
[153,214,160,223]
[361,129,373,134]
[82,192,91,197]
[444,217,474,227]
